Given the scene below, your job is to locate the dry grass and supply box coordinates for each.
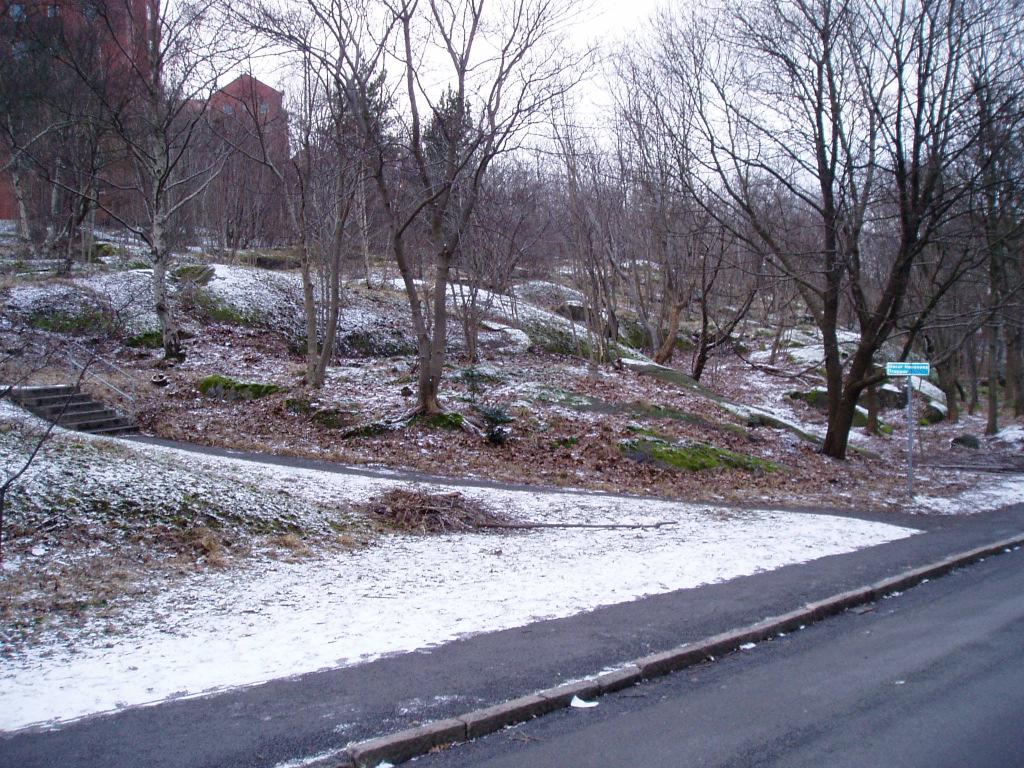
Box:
[267,532,311,558]
[359,489,517,534]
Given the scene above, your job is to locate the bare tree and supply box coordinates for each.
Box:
[647,0,1021,458]
[369,0,586,413]
[47,0,247,360]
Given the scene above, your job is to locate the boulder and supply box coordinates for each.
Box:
[878,384,907,410]
[786,388,830,412]
[951,434,981,450]
[198,374,285,400]
[919,403,946,425]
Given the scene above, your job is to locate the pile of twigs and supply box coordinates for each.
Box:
[360,489,516,534]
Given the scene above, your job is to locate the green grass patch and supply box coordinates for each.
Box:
[29,308,112,335]
[284,398,312,414]
[178,287,259,326]
[311,408,356,429]
[460,366,505,386]
[236,248,302,271]
[89,242,117,262]
[551,435,579,448]
[125,329,163,349]
[620,436,777,473]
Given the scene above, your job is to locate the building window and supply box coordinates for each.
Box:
[9,3,26,20]
[12,40,29,59]
[222,104,234,115]
[83,1,99,20]
[259,102,269,115]
[47,4,60,17]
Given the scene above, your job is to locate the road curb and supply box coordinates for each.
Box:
[320,533,1024,768]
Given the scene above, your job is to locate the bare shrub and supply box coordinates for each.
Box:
[359,490,516,535]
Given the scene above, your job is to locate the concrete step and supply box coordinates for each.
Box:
[55,409,119,426]
[8,384,79,400]
[88,422,140,436]
[65,417,134,433]
[35,400,110,417]
[6,384,138,436]
[15,392,93,409]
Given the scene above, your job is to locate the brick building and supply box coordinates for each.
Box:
[193,73,291,248]
[0,0,158,227]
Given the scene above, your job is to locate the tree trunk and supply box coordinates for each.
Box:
[985,322,999,436]
[311,232,344,388]
[768,312,790,367]
[1005,324,1024,417]
[822,336,871,459]
[936,357,960,423]
[151,246,183,360]
[691,342,710,382]
[822,388,859,459]
[820,340,848,457]
[81,202,96,266]
[967,330,979,415]
[462,296,479,365]
[298,238,319,386]
[11,167,33,255]
[359,177,374,289]
[865,366,880,435]
[653,301,683,364]
[415,254,453,416]
[691,301,712,381]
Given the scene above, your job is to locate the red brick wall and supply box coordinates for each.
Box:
[0,0,159,224]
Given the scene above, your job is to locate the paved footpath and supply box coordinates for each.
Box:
[3,442,1023,768]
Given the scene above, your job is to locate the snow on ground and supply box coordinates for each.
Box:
[513,280,585,309]
[205,264,304,330]
[913,473,1024,514]
[0,436,919,733]
[996,425,1024,450]
[80,270,159,333]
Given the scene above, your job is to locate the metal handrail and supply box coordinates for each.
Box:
[66,339,139,385]
[65,340,139,413]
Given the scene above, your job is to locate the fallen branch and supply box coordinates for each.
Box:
[475,521,676,530]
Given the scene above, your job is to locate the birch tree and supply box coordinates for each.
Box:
[53,0,246,360]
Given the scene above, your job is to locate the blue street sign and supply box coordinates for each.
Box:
[886,362,931,377]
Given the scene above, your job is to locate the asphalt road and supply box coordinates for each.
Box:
[422,547,1024,768]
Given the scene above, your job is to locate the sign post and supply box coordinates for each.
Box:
[886,362,931,497]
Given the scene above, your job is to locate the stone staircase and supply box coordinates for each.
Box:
[7,384,138,436]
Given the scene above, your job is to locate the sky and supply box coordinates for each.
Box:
[243,0,668,136]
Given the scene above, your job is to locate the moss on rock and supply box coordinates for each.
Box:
[418,412,465,430]
[787,388,830,412]
[198,374,285,400]
[342,422,392,439]
[620,436,777,473]
[311,408,356,429]
[173,264,215,286]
